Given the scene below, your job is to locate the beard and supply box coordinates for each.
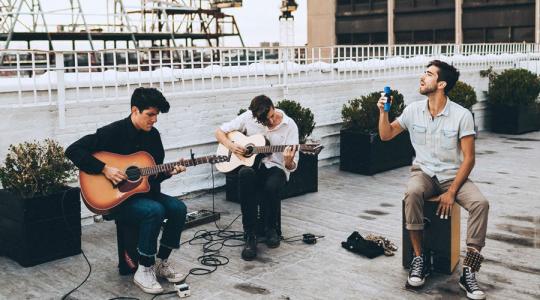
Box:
[419,84,437,95]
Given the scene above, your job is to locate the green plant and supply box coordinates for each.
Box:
[0,139,76,198]
[448,81,477,110]
[342,90,405,133]
[276,99,316,144]
[485,68,540,106]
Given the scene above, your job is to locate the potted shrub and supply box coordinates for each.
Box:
[449,81,477,111]
[0,139,81,267]
[226,100,318,202]
[483,68,540,134]
[448,80,478,134]
[340,90,414,175]
[275,99,318,199]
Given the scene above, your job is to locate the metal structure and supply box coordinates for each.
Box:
[279,0,298,47]
[0,0,244,51]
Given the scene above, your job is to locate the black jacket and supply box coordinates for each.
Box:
[65,116,171,196]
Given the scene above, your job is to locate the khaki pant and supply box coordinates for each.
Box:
[403,166,489,247]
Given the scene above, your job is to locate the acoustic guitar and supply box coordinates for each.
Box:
[79,151,229,214]
[215,131,323,173]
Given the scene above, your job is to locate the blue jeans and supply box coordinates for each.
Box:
[114,193,187,258]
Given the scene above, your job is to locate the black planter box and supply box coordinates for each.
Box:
[340,129,414,175]
[490,103,540,134]
[225,152,319,203]
[0,187,81,267]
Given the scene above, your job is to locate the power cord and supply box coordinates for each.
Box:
[62,163,318,300]
[150,164,244,300]
[59,187,93,300]
[282,233,325,244]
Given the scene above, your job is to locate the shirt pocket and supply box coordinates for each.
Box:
[411,124,427,145]
[441,129,458,150]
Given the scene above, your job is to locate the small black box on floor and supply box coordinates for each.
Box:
[402,197,461,274]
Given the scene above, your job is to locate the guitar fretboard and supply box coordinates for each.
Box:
[139,156,215,176]
[253,144,301,154]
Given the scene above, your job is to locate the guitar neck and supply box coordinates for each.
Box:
[139,156,214,176]
[253,144,300,154]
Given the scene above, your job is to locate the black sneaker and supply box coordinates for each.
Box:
[241,232,257,261]
[459,267,486,299]
[265,228,280,248]
[407,254,430,287]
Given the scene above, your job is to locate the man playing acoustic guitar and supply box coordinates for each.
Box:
[65,87,186,294]
[215,95,299,261]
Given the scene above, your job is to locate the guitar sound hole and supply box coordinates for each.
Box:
[244,145,254,157]
[126,166,141,181]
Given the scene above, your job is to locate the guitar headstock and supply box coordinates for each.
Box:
[299,143,323,156]
[209,155,231,164]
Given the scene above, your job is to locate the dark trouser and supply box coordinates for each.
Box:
[237,165,286,233]
[114,193,187,258]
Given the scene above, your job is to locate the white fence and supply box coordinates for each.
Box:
[1,43,539,110]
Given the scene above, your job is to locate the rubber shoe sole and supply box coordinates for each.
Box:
[407,272,429,287]
[459,282,486,300]
[133,278,164,294]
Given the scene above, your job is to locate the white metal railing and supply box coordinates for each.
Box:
[1,43,539,110]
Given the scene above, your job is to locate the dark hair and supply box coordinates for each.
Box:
[248,95,274,125]
[130,87,170,113]
[427,60,460,95]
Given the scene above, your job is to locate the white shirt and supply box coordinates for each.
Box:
[219,109,300,180]
[397,98,476,182]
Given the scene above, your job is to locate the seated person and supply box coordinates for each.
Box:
[377,60,489,300]
[66,87,187,294]
[215,95,299,261]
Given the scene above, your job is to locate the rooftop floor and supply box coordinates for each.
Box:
[1,131,539,300]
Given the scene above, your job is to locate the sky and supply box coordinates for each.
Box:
[223,0,307,47]
[5,0,307,49]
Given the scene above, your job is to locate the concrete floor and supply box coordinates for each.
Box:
[1,131,539,300]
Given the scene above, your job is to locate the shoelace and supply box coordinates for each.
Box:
[465,271,481,292]
[410,256,424,277]
[161,262,175,276]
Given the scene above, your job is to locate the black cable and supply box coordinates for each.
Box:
[59,187,93,300]
[59,187,142,300]
[150,165,244,299]
[281,234,325,243]
[150,291,177,300]
[178,165,244,279]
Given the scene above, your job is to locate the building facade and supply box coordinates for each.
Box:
[308,0,538,46]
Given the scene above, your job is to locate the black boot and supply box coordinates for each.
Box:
[459,267,486,299]
[241,232,257,261]
[460,248,486,299]
[265,227,280,248]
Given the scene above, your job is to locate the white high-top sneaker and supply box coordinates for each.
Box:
[133,264,164,294]
[156,259,185,283]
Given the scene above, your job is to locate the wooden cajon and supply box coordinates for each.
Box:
[402,196,461,274]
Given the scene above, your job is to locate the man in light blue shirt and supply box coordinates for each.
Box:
[378,60,489,300]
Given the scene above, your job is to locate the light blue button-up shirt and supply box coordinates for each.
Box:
[397,98,476,182]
